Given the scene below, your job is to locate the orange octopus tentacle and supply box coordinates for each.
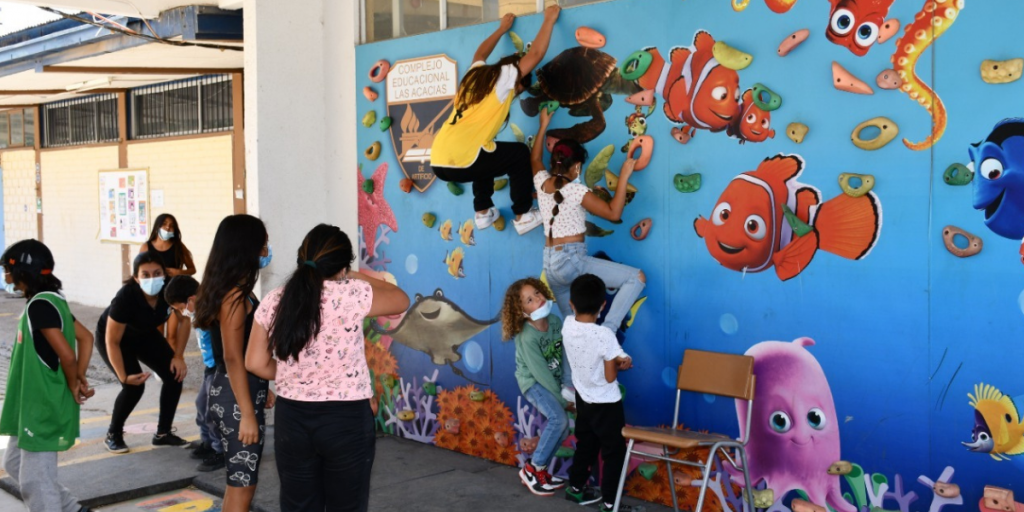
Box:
[890,0,963,151]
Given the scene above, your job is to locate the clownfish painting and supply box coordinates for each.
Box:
[727,89,776,144]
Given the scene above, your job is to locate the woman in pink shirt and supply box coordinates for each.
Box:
[245,224,409,512]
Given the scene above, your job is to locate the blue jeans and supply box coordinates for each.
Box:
[524,384,569,468]
[543,243,645,331]
[196,366,223,453]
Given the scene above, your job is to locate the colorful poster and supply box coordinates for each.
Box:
[99,169,149,243]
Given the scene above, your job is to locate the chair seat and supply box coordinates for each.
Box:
[622,426,733,449]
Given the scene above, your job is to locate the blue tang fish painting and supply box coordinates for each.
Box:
[971,118,1024,240]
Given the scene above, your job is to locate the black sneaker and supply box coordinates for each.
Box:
[599,503,646,512]
[565,485,602,506]
[104,432,129,454]
[152,430,189,447]
[196,452,226,472]
[190,442,216,460]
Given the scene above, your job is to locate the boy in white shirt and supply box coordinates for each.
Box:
[561,274,642,512]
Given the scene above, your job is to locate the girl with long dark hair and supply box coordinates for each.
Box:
[430,6,560,235]
[193,214,274,512]
[96,251,190,453]
[245,224,409,511]
[140,213,195,277]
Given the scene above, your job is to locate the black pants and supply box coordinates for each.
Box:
[96,321,183,435]
[275,397,376,512]
[433,141,534,215]
[569,394,626,502]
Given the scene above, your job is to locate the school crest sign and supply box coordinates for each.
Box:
[386,54,457,192]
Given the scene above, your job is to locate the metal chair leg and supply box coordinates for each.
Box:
[665,446,679,512]
[738,446,755,512]
[613,439,635,512]
[694,445,718,512]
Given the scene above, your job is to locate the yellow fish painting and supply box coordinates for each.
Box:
[439,219,453,241]
[964,383,1024,461]
[459,220,475,246]
[444,247,465,279]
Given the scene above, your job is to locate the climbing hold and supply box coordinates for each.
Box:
[380,116,392,131]
[731,0,749,12]
[752,83,782,112]
[712,41,753,70]
[469,390,485,402]
[778,29,810,56]
[510,123,525,144]
[399,178,414,193]
[943,163,973,186]
[444,418,460,435]
[630,218,652,241]
[585,221,614,238]
[362,179,374,194]
[363,86,378,102]
[981,58,1024,84]
[751,489,775,509]
[605,169,638,195]
[933,482,960,499]
[673,473,692,487]
[493,215,506,232]
[364,141,382,161]
[942,225,983,258]
[827,461,853,475]
[984,486,1014,512]
[787,123,809,144]
[791,499,826,512]
[838,173,875,198]
[591,187,612,204]
[397,409,415,421]
[539,100,560,114]
[362,110,376,128]
[422,381,437,395]
[447,182,464,196]
[509,31,524,55]
[620,50,653,81]
[674,173,702,193]
[626,135,653,171]
[422,213,437,229]
[585,145,615,188]
[554,446,575,459]
[764,0,797,13]
[671,127,691,145]
[783,205,813,237]
[875,69,902,90]
[545,136,559,153]
[832,62,874,95]
[368,59,390,83]
[493,178,508,191]
[575,26,606,49]
[493,431,509,447]
[877,19,900,44]
[637,463,657,480]
[851,117,898,151]
[382,374,397,389]
[625,89,655,107]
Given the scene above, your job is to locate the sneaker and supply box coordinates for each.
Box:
[565,485,602,506]
[599,503,646,512]
[196,452,226,472]
[519,461,557,496]
[105,431,129,454]
[513,208,543,235]
[152,430,189,447]
[540,468,566,489]
[475,207,500,230]
[190,442,216,460]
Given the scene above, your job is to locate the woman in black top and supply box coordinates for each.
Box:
[140,214,195,277]
[97,251,190,453]
[194,214,272,512]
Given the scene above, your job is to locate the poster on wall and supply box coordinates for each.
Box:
[98,168,149,244]
[386,54,457,193]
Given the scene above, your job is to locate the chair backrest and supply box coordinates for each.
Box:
[676,349,755,400]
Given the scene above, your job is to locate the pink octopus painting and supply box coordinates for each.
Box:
[726,337,855,512]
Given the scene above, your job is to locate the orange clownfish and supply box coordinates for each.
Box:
[825,0,896,57]
[635,30,741,140]
[694,154,883,281]
[727,89,775,144]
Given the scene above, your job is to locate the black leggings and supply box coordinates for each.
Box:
[433,141,534,215]
[96,323,183,435]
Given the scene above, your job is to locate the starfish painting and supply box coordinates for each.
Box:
[358,162,398,259]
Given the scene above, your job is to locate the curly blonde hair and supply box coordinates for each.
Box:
[501,277,555,341]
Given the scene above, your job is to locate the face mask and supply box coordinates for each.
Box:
[181,300,195,320]
[528,300,553,322]
[570,167,582,185]
[259,244,273,269]
[4,283,15,294]
[158,228,175,241]
[139,276,165,296]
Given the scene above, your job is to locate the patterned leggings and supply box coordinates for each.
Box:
[208,368,269,488]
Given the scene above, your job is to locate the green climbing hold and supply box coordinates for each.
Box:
[422,381,437,396]
[494,178,508,191]
[783,205,813,237]
[510,31,524,55]
[539,100,560,114]
[637,463,657,480]
[510,123,525,144]
[362,110,376,128]
[752,83,782,112]
[586,145,615,188]
[674,173,702,193]
[585,221,613,238]
[943,163,973,185]
[555,446,576,459]
[379,116,392,131]
[618,383,626,398]
[448,182,464,196]
[591,187,612,203]
[422,213,437,228]
[362,179,374,194]
[620,50,653,81]
[469,390,485,402]
[383,374,396,389]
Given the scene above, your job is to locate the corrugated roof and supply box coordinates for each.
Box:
[0,11,93,48]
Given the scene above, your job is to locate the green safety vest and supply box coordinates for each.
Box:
[0,292,79,452]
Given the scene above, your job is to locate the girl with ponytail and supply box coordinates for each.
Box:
[531,108,646,340]
[245,224,409,511]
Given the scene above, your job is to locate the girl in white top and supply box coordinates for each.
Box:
[531,108,646,338]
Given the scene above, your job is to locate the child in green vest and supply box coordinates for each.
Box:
[0,239,95,512]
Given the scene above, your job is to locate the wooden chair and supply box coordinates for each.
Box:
[611,349,756,512]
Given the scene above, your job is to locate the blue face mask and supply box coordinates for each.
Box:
[139,276,165,297]
[259,244,273,269]
[528,300,553,322]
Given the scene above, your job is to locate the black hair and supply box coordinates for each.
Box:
[1,239,61,299]
[268,224,354,362]
[164,275,199,305]
[194,214,267,330]
[125,251,167,286]
[146,213,189,269]
[570,273,606,316]
[545,139,588,242]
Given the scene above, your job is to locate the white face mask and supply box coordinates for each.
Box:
[158,228,175,241]
[527,300,553,321]
[139,276,165,297]
[4,282,15,294]
[569,166,582,185]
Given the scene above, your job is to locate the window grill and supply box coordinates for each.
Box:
[130,74,233,140]
[42,94,119,148]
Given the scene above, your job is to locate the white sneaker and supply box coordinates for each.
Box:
[513,208,543,235]
[475,207,500,230]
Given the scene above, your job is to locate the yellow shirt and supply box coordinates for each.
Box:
[430,63,518,168]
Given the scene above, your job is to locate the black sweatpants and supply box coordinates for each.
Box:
[275,397,376,512]
[569,393,627,502]
[96,322,183,435]
[433,141,534,215]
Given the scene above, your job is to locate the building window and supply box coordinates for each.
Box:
[0,108,37,149]
[42,94,119,148]
[130,75,233,140]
